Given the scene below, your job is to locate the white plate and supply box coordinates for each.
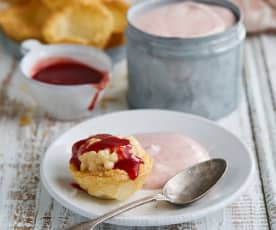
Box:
[41,109,255,226]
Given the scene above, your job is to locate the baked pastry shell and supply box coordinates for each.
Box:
[69,149,153,200]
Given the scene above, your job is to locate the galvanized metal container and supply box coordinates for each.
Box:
[126,0,245,119]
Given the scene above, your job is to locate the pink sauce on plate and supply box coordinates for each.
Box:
[134,133,210,189]
[133,1,236,38]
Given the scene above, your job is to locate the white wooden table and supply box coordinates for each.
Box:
[0,35,276,230]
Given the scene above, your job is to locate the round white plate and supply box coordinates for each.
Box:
[41,109,255,226]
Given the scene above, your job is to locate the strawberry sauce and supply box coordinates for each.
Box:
[31,57,109,110]
[70,134,144,180]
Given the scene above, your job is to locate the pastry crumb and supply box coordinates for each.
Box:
[19,114,32,126]
[100,96,120,109]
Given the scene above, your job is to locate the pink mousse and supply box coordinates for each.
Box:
[134,133,210,189]
[133,1,236,38]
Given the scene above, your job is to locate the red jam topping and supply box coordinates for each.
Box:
[71,183,84,191]
[31,57,109,110]
[70,134,144,180]
[32,57,108,85]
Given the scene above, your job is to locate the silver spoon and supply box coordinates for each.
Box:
[66,158,227,230]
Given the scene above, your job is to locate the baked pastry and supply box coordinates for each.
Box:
[69,134,153,200]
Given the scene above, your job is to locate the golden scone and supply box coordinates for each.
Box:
[0,0,24,3]
[100,0,129,49]
[42,1,114,48]
[0,0,27,9]
[41,0,69,10]
[0,0,50,41]
[69,134,153,200]
[105,32,126,49]
[41,0,95,10]
[100,0,129,33]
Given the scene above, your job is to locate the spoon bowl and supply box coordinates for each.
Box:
[163,159,227,205]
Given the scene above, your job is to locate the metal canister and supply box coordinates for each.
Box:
[126,0,245,119]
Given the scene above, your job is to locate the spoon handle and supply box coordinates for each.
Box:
[66,194,164,230]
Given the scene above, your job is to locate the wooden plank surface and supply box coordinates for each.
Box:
[248,35,276,229]
[0,36,274,229]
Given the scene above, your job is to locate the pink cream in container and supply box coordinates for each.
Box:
[127,0,246,119]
